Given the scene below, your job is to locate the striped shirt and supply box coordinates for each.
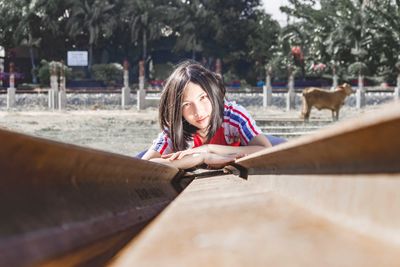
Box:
[150,101,262,155]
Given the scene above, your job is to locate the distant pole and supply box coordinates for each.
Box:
[48,62,58,110]
[137,60,146,110]
[121,59,131,108]
[0,59,3,87]
[7,62,16,109]
[263,65,272,108]
[286,64,296,111]
[331,62,338,90]
[356,73,365,109]
[58,60,67,111]
[395,73,400,101]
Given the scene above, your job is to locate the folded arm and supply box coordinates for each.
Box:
[142,149,241,169]
[163,134,271,160]
[141,134,271,170]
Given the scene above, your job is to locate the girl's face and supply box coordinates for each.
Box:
[181,82,212,133]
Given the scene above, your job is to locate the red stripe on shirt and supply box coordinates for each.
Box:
[159,135,169,154]
[224,104,259,135]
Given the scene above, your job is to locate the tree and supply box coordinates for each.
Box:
[0,0,282,83]
[245,11,280,81]
[172,0,208,60]
[122,0,172,78]
[280,0,378,79]
[367,0,400,81]
[67,0,117,70]
[246,11,280,64]
[0,0,42,83]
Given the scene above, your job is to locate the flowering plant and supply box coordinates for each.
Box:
[310,62,326,76]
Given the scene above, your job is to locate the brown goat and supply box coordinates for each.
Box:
[301,83,354,121]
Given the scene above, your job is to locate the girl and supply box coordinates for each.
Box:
[142,60,274,169]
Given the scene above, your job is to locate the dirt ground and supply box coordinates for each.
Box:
[0,92,395,156]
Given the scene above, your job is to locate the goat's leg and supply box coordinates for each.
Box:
[336,109,340,120]
[301,98,310,121]
[304,107,311,121]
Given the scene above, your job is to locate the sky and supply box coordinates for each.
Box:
[261,0,289,25]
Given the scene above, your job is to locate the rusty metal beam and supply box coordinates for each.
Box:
[0,128,182,267]
[235,103,400,175]
[110,174,400,267]
[111,103,400,267]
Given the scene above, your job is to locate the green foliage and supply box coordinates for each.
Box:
[37,62,51,87]
[37,60,71,87]
[280,0,400,82]
[3,0,400,85]
[152,63,174,80]
[223,70,240,85]
[395,62,400,73]
[347,62,368,76]
[91,63,123,86]
[70,69,87,80]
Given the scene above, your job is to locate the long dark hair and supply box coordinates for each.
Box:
[159,60,226,152]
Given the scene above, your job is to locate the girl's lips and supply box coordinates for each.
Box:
[196,116,208,123]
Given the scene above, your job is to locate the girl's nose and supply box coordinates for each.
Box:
[193,104,202,117]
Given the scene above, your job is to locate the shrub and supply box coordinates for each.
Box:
[151,63,174,80]
[37,60,71,87]
[70,68,87,80]
[91,63,123,86]
[347,62,368,76]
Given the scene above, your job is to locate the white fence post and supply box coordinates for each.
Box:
[7,63,16,109]
[356,74,365,109]
[121,60,131,108]
[286,72,295,111]
[137,60,146,110]
[263,67,272,108]
[48,62,59,110]
[394,74,400,102]
[58,61,67,111]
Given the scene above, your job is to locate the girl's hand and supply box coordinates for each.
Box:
[204,153,246,169]
[162,146,208,161]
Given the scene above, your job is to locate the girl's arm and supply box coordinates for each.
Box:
[141,148,240,169]
[142,149,203,169]
[207,134,271,154]
[163,134,271,161]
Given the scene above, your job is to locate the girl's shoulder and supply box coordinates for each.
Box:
[223,100,251,117]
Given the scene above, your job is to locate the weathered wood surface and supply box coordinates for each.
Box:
[236,103,400,174]
[0,127,181,267]
[110,175,400,267]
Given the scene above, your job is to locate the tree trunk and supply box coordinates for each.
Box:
[29,46,37,84]
[142,30,147,79]
[88,44,93,78]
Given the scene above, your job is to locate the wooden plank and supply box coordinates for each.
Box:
[110,175,400,267]
[236,103,400,175]
[0,127,182,267]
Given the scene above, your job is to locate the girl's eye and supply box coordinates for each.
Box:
[200,95,208,101]
[182,103,190,108]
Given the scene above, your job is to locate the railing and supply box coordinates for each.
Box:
[0,86,396,94]
[0,128,183,266]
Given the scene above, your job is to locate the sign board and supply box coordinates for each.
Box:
[67,51,88,66]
